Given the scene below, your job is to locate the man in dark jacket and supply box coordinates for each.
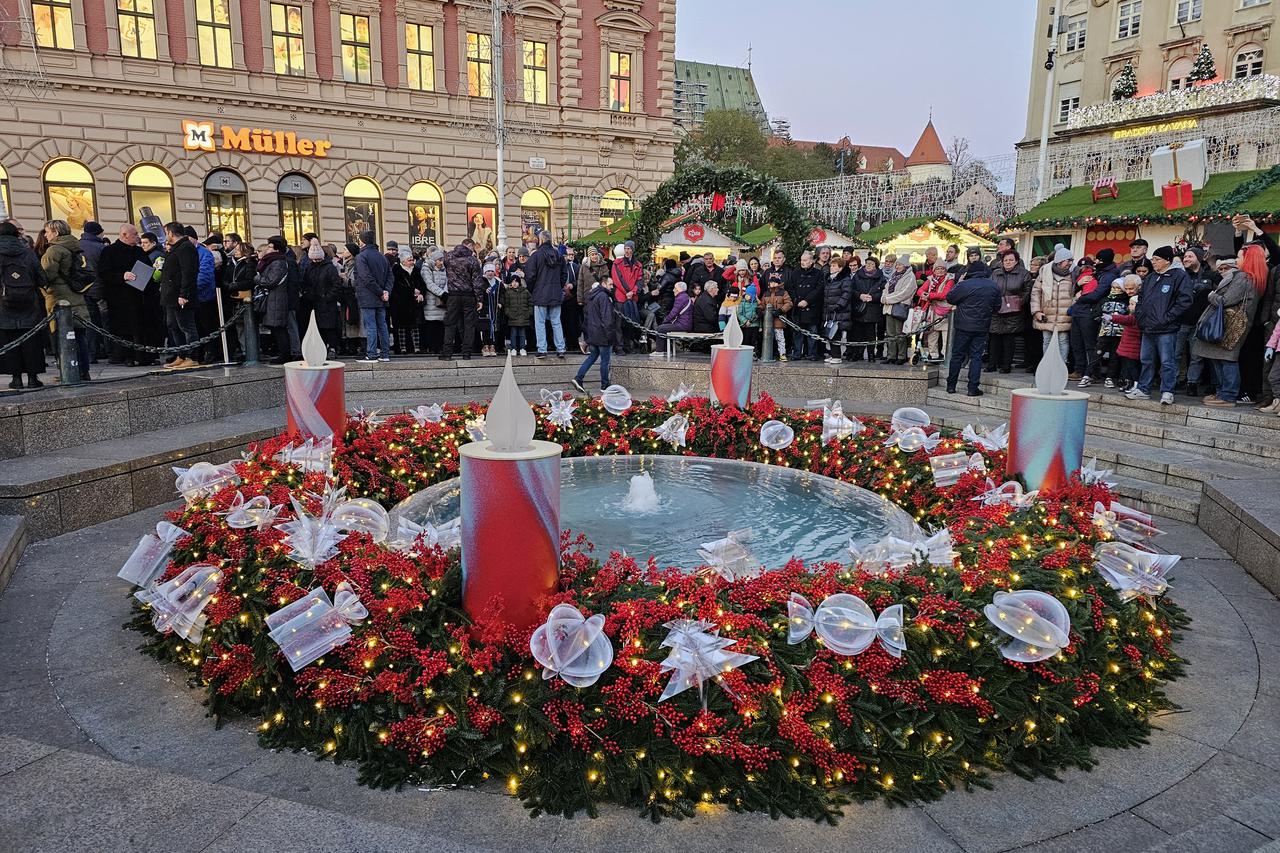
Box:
[1177,245,1221,393]
[97,224,150,364]
[945,260,1001,396]
[571,270,620,393]
[790,251,824,360]
[525,232,566,358]
[159,221,200,368]
[78,221,108,361]
[1128,245,1193,404]
[354,230,392,362]
[692,281,720,334]
[561,245,582,353]
[441,239,484,360]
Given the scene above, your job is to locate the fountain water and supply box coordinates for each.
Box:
[621,472,662,514]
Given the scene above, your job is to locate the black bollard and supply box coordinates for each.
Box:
[54,301,82,387]
[241,299,260,367]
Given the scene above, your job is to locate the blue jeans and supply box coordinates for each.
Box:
[575,344,612,389]
[947,329,988,393]
[1041,330,1069,360]
[508,326,528,352]
[360,306,390,359]
[1209,359,1240,402]
[534,304,565,354]
[1138,331,1178,395]
[792,323,819,359]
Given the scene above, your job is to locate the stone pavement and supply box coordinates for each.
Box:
[0,505,1278,852]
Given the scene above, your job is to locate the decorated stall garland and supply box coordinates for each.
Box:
[128,394,1186,823]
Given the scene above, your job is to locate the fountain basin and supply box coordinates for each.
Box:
[391,455,919,571]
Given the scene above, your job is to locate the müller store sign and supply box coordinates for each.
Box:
[181,120,334,157]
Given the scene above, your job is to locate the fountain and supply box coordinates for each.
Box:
[621,471,662,514]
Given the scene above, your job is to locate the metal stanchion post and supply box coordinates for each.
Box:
[761,303,774,362]
[241,298,260,367]
[54,301,82,387]
[941,312,955,374]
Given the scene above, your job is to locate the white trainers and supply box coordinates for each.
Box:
[1124,387,1148,400]
[519,348,527,356]
[1077,375,1093,388]
[1104,378,1114,388]
[1160,392,1174,406]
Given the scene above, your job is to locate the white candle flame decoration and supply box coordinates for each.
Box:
[485,353,536,453]
[722,307,744,349]
[301,311,328,368]
[1035,329,1068,395]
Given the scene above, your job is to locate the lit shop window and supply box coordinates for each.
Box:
[0,165,12,221]
[43,159,97,232]
[197,0,234,68]
[278,173,318,247]
[599,188,630,228]
[343,177,382,244]
[205,169,249,241]
[271,3,305,76]
[520,187,551,238]
[406,23,435,91]
[341,14,371,84]
[33,0,73,50]
[126,164,175,227]
[407,181,443,249]
[118,0,157,59]
[465,185,497,255]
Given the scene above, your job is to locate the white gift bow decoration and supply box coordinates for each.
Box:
[929,452,987,488]
[651,414,689,449]
[352,406,383,426]
[667,382,695,404]
[786,593,906,658]
[1079,457,1117,488]
[759,419,795,450]
[274,436,334,473]
[984,590,1071,663]
[117,521,190,587]
[465,416,487,442]
[657,619,758,705]
[330,497,390,544]
[883,426,941,453]
[529,603,615,688]
[1092,500,1164,543]
[424,517,462,551]
[332,581,369,624]
[973,479,1039,508]
[821,402,862,446]
[219,492,282,530]
[386,516,426,552]
[961,422,1010,452]
[173,461,240,504]
[275,492,349,569]
[696,529,761,581]
[601,384,633,415]
[412,404,445,425]
[134,563,222,643]
[848,529,957,574]
[540,389,577,428]
[265,582,368,671]
[890,407,931,433]
[1093,542,1179,601]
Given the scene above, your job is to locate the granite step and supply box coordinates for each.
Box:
[0,514,27,597]
[1143,813,1275,852]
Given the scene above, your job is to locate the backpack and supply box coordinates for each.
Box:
[70,248,96,294]
[0,254,39,312]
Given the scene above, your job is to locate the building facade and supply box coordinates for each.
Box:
[1015,0,1280,209]
[672,59,767,133]
[0,0,677,251]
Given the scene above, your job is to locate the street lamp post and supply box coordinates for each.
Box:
[492,0,508,247]
[1034,4,1060,205]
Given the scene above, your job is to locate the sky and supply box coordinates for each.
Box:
[674,0,1038,160]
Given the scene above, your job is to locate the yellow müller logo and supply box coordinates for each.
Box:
[182,120,333,157]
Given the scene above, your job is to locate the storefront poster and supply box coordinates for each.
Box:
[409,202,441,249]
[466,205,495,255]
[345,200,380,244]
[520,208,548,245]
[46,185,96,232]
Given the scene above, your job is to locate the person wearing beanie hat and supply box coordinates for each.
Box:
[1176,245,1221,394]
[416,246,448,354]
[1052,245,1074,265]
[944,259,1000,396]
[389,244,423,355]
[1096,247,1115,266]
[302,239,342,355]
[1126,244,1192,404]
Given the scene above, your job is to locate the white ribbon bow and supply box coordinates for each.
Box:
[848,529,957,574]
[332,581,368,624]
[1092,500,1163,543]
[220,492,283,530]
[274,436,334,473]
[787,592,906,657]
[651,414,689,449]
[820,402,862,445]
[1093,542,1178,601]
[134,563,223,643]
[541,389,577,429]
[657,619,758,706]
[275,491,349,569]
[984,590,1071,663]
[530,603,614,688]
[173,461,240,505]
[961,422,1010,451]
[465,416,487,442]
[972,478,1040,508]
[759,419,795,450]
[666,383,695,404]
[265,583,366,671]
[352,406,383,426]
[929,452,987,488]
[118,521,191,588]
[696,529,761,581]
[601,384,633,415]
[411,404,444,425]
[883,426,941,453]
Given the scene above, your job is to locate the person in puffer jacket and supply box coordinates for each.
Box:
[418,247,447,354]
[441,240,484,359]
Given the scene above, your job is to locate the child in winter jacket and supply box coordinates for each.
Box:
[719,285,742,330]
[761,279,793,362]
[1103,275,1144,391]
[1095,274,1130,388]
[503,269,533,355]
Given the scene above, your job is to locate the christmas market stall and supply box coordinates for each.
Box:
[855,216,996,265]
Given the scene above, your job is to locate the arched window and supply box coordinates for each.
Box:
[465,185,497,255]
[1168,57,1194,90]
[126,164,175,230]
[1235,44,1264,80]
[204,169,249,240]
[599,188,631,228]
[519,187,552,241]
[278,173,318,247]
[407,181,443,249]
[43,159,97,232]
[343,177,382,244]
[0,165,10,220]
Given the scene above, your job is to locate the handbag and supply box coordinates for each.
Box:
[998,292,1023,315]
[903,307,926,335]
[1195,302,1224,344]
[1222,305,1248,351]
[890,301,910,320]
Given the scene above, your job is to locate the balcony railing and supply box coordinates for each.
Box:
[1066,74,1280,131]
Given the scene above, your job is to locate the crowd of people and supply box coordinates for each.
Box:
[1,212,1276,415]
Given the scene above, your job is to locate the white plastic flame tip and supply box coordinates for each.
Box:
[301,311,328,368]
[1035,329,1069,395]
[723,308,744,349]
[485,353,536,453]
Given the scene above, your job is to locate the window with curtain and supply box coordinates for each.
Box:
[608,51,632,112]
[196,0,234,68]
[1168,57,1194,89]
[467,31,492,97]
[340,13,371,84]
[271,3,305,76]
[522,40,548,104]
[406,23,435,91]
[118,0,157,59]
[33,0,74,49]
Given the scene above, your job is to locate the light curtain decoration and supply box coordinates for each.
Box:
[540,390,577,429]
[134,564,222,643]
[962,422,1010,452]
[666,383,695,404]
[651,414,689,449]
[274,436,334,473]
[696,529,761,581]
[929,452,986,488]
[883,426,940,454]
[601,385,633,416]
[529,604,615,688]
[984,590,1071,663]
[786,592,906,658]
[1093,542,1179,601]
[847,529,957,574]
[173,461,240,505]
[411,404,445,425]
[1092,500,1163,543]
[657,619,758,706]
[118,521,190,587]
[759,420,795,450]
[266,581,369,672]
[972,479,1039,509]
[219,492,282,531]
